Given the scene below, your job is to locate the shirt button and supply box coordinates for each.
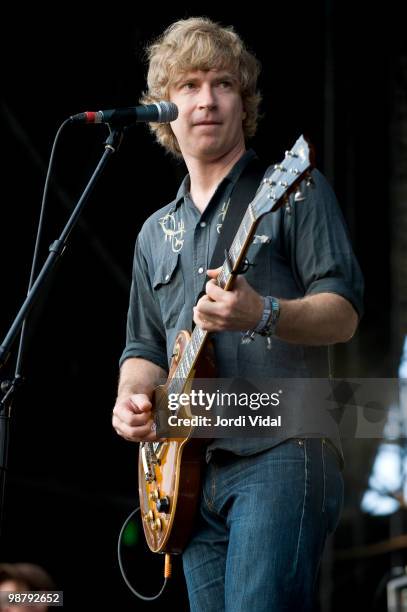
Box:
[198,267,204,274]
[200,221,206,227]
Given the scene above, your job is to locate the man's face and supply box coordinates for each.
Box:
[168,69,246,161]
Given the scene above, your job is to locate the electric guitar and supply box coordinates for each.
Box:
[138,135,314,554]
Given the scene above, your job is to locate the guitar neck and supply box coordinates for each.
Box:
[216,201,259,290]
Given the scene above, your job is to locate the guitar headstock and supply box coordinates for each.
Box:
[253,135,315,218]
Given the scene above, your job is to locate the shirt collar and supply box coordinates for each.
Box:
[169,149,257,212]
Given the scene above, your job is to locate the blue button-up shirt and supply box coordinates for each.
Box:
[120,150,364,462]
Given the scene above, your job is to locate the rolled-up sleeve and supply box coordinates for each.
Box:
[119,233,168,371]
[287,169,364,318]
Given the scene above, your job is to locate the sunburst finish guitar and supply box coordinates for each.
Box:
[138,135,314,554]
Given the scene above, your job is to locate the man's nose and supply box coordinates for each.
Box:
[198,84,217,110]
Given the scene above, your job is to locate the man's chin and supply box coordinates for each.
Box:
[194,139,227,159]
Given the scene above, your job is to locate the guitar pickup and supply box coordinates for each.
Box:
[141,443,156,482]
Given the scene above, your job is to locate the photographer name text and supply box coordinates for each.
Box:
[168,414,282,427]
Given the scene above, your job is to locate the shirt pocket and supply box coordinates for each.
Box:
[152,252,185,330]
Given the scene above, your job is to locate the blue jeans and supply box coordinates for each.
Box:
[182,438,343,612]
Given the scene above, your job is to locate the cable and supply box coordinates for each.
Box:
[117,506,172,601]
[14,117,71,377]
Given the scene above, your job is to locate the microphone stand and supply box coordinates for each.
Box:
[0,126,124,538]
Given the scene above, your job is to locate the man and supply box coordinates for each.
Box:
[112,17,364,611]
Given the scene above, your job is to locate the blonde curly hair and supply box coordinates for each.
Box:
[140,17,262,157]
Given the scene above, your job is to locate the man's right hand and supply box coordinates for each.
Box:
[112,393,158,442]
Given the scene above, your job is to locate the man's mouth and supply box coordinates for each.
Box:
[193,121,222,126]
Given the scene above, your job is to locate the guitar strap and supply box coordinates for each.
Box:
[209,156,269,269]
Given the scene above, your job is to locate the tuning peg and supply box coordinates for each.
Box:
[284,198,292,215]
[294,187,305,202]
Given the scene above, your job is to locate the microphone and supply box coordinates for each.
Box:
[70,101,178,125]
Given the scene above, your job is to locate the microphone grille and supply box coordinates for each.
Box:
[156,101,178,123]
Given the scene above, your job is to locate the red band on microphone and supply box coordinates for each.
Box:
[84,111,97,123]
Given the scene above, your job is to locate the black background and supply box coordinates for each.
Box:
[0,4,404,610]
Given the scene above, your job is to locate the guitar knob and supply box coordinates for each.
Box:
[151,518,162,531]
[156,496,170,513]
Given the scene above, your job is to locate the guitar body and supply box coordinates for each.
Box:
[138,330,216,554]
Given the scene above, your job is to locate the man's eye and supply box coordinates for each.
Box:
[182,82,196,90]
[219,81,232,88]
